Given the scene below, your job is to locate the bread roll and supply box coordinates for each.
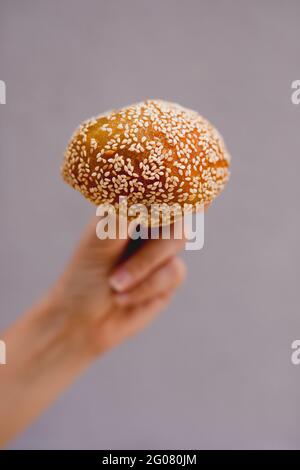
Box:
[62,100,230,224]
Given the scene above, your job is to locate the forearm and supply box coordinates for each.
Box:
[0,219,187,447]
[0,296,96,447]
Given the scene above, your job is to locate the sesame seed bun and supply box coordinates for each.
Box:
[62,100,230,225]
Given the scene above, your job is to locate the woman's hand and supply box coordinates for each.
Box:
[52,216,187,355]
[0,216,187,446]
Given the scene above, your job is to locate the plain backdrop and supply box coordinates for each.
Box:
[0,0,300,450]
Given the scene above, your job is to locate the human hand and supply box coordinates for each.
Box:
[51,217,187,356]
[0,216,187,445]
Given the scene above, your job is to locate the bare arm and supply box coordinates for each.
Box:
[0,218,186,446]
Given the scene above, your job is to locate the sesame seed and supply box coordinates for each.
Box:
[62,99,230,215]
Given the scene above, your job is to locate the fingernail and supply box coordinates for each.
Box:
[110,269,132,292]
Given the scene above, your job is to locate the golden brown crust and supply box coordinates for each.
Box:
[62,100,230,221]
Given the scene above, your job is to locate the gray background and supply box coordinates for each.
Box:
[1,0,300,450]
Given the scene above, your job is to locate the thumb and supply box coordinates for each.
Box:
[75,214,130,268]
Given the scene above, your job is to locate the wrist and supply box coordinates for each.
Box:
[45,286,111,360]
[34,291,96,364]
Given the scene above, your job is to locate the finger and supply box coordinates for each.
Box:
[72,215,129,267]
[90,290,176,354]
[109,225,186,292]
[116,291,175,340]
[114,257,186,306]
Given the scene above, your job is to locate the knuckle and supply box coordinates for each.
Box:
[127,254,150,280]
[166,237,186,251]
[171,258,187,283]
[137,282,150,299]
[177,237,187,249]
